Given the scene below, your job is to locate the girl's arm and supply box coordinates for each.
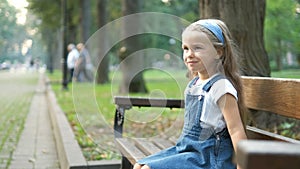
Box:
[218,93,247,169]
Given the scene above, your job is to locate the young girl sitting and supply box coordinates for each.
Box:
[133,19,248,169]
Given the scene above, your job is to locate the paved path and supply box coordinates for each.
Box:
[0,71,60,169]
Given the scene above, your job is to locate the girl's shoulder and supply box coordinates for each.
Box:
[209,79,238,102]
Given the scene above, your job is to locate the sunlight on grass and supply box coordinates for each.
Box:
[271,69,300,79]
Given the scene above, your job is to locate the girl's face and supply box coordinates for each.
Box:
[182,30,221,78]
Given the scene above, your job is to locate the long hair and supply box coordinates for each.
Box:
[185,19,248,127]
[216,20,248,127]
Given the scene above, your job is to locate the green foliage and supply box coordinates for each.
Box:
[94,0,199,69]
[143,0,198,21]
[27,0,61,29]
[278,121,300,139]
[0,0,28,63]
[26,0,199,71]
[265,0,300,69]
[140,0,198,59]
[0,1,17,40]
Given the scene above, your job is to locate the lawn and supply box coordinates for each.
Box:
[271,69,300,78]
[47,68,300,161]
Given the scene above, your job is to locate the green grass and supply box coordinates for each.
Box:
[271,69,300,79]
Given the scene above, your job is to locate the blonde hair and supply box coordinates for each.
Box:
[184,19,248,127]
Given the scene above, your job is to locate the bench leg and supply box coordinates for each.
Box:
[121,156,133,169]
[114,108,125,138]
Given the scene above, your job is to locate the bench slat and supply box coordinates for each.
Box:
[242,77,300,120]
[168,136,178,144]
[115,138,146,164]
[152,138,174,149]
[246,126,300,144]
[134,138,162,155]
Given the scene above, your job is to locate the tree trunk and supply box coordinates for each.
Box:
[67,9,77,44]
[96,0,110,84]
[199,0,270,76]
[80,0,91,43]
[62,0,69,89]
[119,0,147,93]
[199,0,274,129]
[48,39,54,73]
[275,39,282,71]
[47,29,62,72]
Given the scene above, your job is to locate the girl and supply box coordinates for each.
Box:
[134,19,247,169]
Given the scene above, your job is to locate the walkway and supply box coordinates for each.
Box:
[4,72,60,169]
[0,71,120,169]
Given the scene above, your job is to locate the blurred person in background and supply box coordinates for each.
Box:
[67,43,79,82]
[75,43,93,82]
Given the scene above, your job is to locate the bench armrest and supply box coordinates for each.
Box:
[114,96,184,108]
[237,140,300,169]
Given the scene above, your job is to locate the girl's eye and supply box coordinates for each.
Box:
[194,46,202,51]
[182,46,189,51]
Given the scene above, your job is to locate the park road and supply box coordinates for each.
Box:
[0,71,60,169]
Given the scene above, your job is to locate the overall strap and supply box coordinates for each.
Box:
[188,76,200,88]
[202,74,226,92]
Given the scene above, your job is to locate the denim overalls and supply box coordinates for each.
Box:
[137,75,236,169]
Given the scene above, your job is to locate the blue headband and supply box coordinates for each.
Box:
[194,20,225,45]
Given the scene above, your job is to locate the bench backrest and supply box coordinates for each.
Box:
[242,76,300,120]
[241,76,300,143]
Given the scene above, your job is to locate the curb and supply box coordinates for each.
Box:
[45,78,120,169]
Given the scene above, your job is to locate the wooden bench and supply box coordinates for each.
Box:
[113,76,300,169]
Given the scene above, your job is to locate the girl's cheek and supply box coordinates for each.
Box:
[194,52,203,59]
[182,52,188,60]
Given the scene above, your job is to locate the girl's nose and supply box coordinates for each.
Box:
[185,49,195,58]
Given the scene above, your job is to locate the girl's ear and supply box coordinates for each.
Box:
[215,47,224,59]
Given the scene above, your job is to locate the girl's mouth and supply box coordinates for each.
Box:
[187,61,198,64]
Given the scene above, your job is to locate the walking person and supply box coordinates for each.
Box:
[67,43,79,82]
[134,19,248,169]
[75,43,93,82]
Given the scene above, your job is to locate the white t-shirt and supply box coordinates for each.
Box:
[185,74,238,133]
[67,48,79,69]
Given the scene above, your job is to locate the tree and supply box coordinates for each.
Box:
[79,0,91,43]
[265,0,300,70]
[27,0,62,71]
[0,0,27,63]
[199,0,271,76]
[66,0,80,43]
[95,0,110,84]
[119,0,147,93]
